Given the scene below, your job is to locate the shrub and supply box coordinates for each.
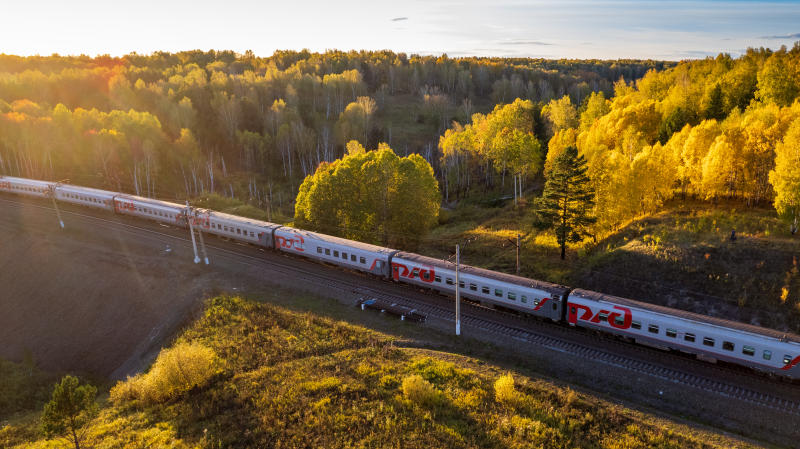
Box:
[110,341,219,404]
[401,374,438,407]
[494,373,518,405]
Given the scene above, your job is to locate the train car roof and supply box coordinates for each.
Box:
[278,227,399,255]
[2,176,53,187]
[570,288,800,344]
[57,184,117,197]
[114,194,185,211]
[205,209,281,229]
[395,251,571,294]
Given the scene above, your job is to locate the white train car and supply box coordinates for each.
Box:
[391,252,570,321]
[273,227,397,277]
[0,176,54,198]
[192,209,280,248]
[113,194,186,226]
[55,184,116,211]
[567,289,800,379]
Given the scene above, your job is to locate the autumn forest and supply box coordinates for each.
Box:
[1,46,799,246]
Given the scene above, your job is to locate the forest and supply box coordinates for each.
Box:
[0,50,664,206]
[1,46,799,243]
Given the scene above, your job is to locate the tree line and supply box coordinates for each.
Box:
[0,49,664,207]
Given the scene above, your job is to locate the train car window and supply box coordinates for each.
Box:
[342,253,348,260]
[459,281,465,288]
[469,283,477,291]
[250,232,255,237]
[703,337,715,347]
[508,292,516,301]
[763,350,772,360]
[521,296,527,303]
[598,312,608,322]
[684,333,696,342]
[237,229,242,234]
[351,254,356,262]
[666,329,677,338]
[614,316,625,326]
[742,346,755,356]
[446,278,454,285]
[722,341,734,351]
[648,324,659,334]
[434,275,441,283]
[317,247,322,254]
[360,257,366,264]
[482,286,490,294]
[325,249,331,256]
[494,289,502,297]
[333,250,339,257]
[784,355,793,365]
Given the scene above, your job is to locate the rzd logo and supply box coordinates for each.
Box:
[568,304,632,330]
[276,234,305,252]
[391,262,435,283]
[115,201,135,212]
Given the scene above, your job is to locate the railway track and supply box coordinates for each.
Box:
[2,195,799,417]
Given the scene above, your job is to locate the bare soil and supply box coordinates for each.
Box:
[0,199,232,379]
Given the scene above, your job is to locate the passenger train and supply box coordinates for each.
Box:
[2,175,799,379]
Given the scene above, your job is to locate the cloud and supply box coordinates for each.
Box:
[497,39,552,46]
[391,17,408,22]
[760,32,800,39]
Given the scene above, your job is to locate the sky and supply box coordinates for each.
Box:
[2,0,800,61]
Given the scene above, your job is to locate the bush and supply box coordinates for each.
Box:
[110,341,219,404]
[494,373,518,405]
[401,374,439,407]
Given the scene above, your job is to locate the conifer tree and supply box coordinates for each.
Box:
[533,146,596,259]
[41,375,98,449]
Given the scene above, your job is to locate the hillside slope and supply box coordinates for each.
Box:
[428,200,800,332]
[2,296,764,449]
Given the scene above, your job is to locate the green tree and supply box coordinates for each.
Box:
[41,375,98,449]
[703,83,726,120]
[295,144,439,249]
[533,146,596,259]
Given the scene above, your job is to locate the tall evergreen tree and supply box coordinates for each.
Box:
[704,83,725,120]
[533,146,596,259]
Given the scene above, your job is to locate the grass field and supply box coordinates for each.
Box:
[1,295,764,448]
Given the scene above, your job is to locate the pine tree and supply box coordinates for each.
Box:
[533,146,596,259]
[704,83,726,120]
[41,375,98,449]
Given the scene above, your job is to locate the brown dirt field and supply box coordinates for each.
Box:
[0,198,236,379]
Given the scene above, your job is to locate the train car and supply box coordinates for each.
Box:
[191,209,280,248]
[0,176,54,198]
[391,252,570,320]
[273,227,397,277]
[112,194,187,227]
[54,184,116,211]
[567,288,800,379]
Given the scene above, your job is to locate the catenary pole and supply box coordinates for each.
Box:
[48,185,64,229]
[186,201,201,264]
